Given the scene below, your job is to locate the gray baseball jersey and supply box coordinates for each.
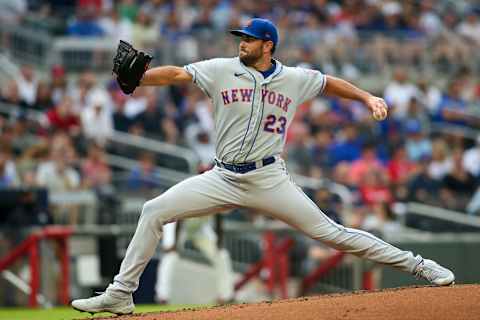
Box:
[184,57,325,163]
[107,58,425,296]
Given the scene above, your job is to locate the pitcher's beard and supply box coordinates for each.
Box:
[239,51,262,67]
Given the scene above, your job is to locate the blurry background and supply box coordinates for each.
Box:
[0,0,480,309]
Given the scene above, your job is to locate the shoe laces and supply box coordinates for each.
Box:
[414,261,437,282]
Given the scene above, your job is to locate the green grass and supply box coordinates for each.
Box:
[0,304,201,320]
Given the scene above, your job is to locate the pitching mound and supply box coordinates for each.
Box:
[90,284,479,320]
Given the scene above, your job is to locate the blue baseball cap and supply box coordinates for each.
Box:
[230,18,279,49]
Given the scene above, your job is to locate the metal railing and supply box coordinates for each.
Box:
[51,37,117,72]
[407,202,480,227]
[107,130,199,174]
[0,24,51,69]
[106,154,192,187]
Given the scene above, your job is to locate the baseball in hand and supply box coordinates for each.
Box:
[373,106,387,121]
[368,96,388,121]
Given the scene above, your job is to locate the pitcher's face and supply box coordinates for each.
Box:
[238,36,265,66]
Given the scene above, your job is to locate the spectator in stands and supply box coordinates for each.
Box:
[419,0,443,37]
[16,142,49,188]
[433,79,470,126]
[124,86,148,119]
[132,9,158,50]
[82,143,111,190]
[77,0,103,13]
[388,142,418,201]
[310,129,332,176]
[415,77,441,113]
[126,152,159,191]
[456,10,480,45]
[112,90,132,132]
[0,80,29,108]
[349,142,385,186]
[36,144,81,224]
[408,156,441,206]
[428,138,452,181]
[50,65,68,105]
[0,147,19,188]
[15,65,38,107]
[329,124,362,166]
[361,202,402,237]
[404,97,430,133]
[132,89,164,139]
[285,122,313,176]
[36,142,80,192]
[10,113,39,154]
[81,91,113,146]
[161,117,180,145]
[383,66,419,120]
[359,169,392,206]
[70,71,98,113]
[404,119,432,161]
[0,0,27,24]
[388,143,417,185]
[67,4,104,37]
[463,135,480,178]
[99,8,133,44]
[118,0,139,23]
[332,161,356,191]
[45,96,81,136]
[442,148,477,209]
[186,126,215,172]
[32,81,54,111]
[314,186,343,224]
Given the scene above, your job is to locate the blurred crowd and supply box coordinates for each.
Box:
[0,0,480,234]
[2,0,480,75]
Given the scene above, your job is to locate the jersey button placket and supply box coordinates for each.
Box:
[242,80,263,161]
[236,72,260,161]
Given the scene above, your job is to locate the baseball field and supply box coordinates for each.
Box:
[4,284,476,320]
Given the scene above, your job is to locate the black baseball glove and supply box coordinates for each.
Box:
[113,40,153,95]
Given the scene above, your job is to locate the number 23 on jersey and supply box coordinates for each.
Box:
[264,114,287,135]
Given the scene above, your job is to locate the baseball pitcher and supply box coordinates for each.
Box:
[72,18,454,315]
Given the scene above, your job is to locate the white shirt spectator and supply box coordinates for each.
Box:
[36,161,80,192]
[428,159,453,180]
[0,0,27,24]
[185,124,215,167]
[124,94,147,119]
[416,84,442,113]
[463,142,480,177]
[0,160,19,187]
[81,90,113,145]
[194,99,214,132]
[457,13,480,44]
[420,11,442,37]
[81,106,113,146]
[384,81,419,120]
[15,66,38,106]
[99,10,133,44]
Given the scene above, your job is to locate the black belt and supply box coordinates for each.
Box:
[215,156,276,174]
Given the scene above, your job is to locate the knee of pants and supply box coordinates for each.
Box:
[308,223,346,244]
[140,198,170,228]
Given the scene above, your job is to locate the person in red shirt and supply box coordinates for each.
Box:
[387,143,418,184]
[45,96,81,135]
[359,168,393,206]
[349,142,385,186]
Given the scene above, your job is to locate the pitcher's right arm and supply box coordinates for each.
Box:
[140,66,193,86]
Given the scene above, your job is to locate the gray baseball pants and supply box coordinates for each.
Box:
[108,158,421,294]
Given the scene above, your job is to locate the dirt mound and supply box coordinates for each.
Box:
[91,284,480,320]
